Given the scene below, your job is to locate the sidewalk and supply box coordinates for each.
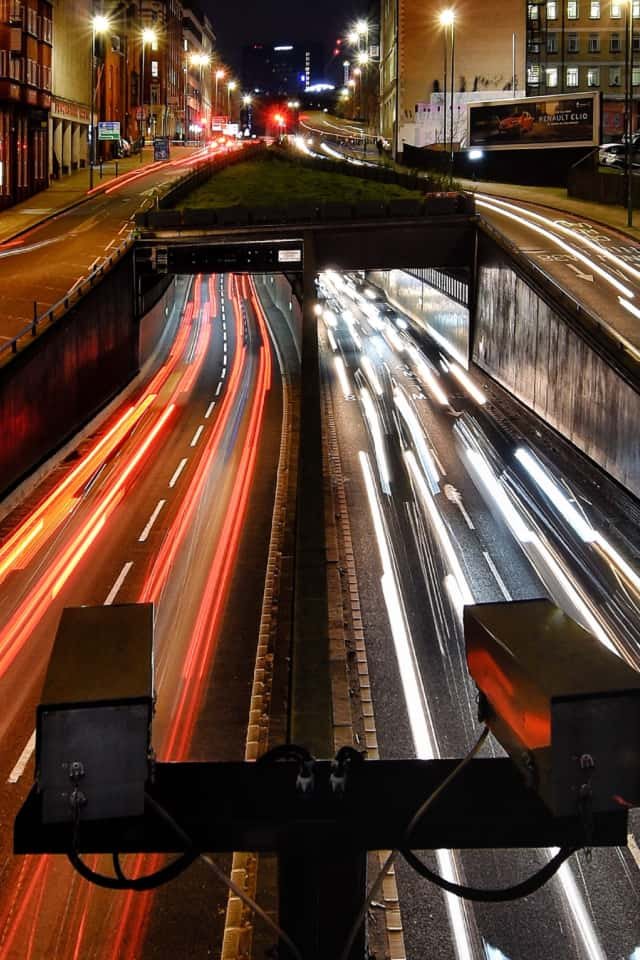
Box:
[0,146,157,244]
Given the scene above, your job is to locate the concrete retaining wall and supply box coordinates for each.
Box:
[255,273,302,361]
[0,253,175,496]
[474,232,640,498]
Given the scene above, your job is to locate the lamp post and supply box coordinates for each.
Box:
[439,9,456,182]
[227,80,236,120]
[140,27,156,159]
[215,69,225,117]
[89,14,109,190]
[190,53,210,140]
[626,0,634,227]
[353,66,362,120]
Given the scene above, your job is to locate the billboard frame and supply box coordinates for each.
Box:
[467,91,601,152]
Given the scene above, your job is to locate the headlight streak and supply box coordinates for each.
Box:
[478,193,640,286]
[476,197,635,299]
[465,448,618,656]
[448,363,487,406]
[359,450,476,960]
[405,450,474,608]
[394,390,440,493]
[516,446,640,601]
[361,355,383,395]
[407,345,449,405]
[383,322,404,352]
[334,356,353,398]
[360,387,391,494]
[327,329,338,352]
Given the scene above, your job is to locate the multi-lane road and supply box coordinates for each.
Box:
[0,269,287,958]
[317,268,640,960]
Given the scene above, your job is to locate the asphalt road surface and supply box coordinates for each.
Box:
[0,270,285,959]
[317,269,640,960]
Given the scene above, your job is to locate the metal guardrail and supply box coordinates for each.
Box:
[0,234,135,364]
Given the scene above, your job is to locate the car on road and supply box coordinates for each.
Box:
[498,111,534,135]
[599,142,640,167]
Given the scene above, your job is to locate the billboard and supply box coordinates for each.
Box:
[468,93,599,151]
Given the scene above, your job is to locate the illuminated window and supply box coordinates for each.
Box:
[633,65,640,84]
[151,60,159,77]
[611,2,622,17]
[566,66,579,85]
[567,32,579,50]
[151,36,158,51]
[528,3,540,18]
[634,0,640,15]
[567,0,578,17]
[587,66,600,84]
[610,31,622,49]
[547,0,558,15]
[590,0,600,15]
[527,63,541,84]
[588,33,600,50]
[609,65,622,84]
[546,66,559,85]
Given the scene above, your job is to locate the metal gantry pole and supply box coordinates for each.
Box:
[443,31,448,156]
[450,20,455,183]
[89,23,95,189]
[627,0,634,227]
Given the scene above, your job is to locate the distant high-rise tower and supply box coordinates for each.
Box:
[242,42,323,96]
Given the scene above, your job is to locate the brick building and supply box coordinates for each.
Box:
[0,0,52,207]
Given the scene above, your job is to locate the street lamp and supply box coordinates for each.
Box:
[227,80,236,119]
[140,27,156,157]
[439,9,456,181]
[190,53,210,138]
[625,0,634,226]
[89,14,109,190]
[353,66,362,120]
[215,69,225,116]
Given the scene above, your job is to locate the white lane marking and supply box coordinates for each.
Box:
[482,551,513,601]
[105,561,134,605]
[627,832,640,871]
[221,365,227,377]
[139,500,166,542]
[215,382,223,396]
[444,484,475,529]
[205,402,215,419]
[169,458,188,487]
[105,239,116,251]
[223,330,227,342]
[191,425,204,447]
[8,731,36,784]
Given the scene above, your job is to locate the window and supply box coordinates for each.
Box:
[587,66,600,84]
[634,0,640,15]
[547,31,558,50]
[611,1,622,17]
[609,65,622,84]
[151,36,158,51]
[150,83,160,104]
[633,65,640,84]
[588,33,600,50]
[547,0,558,15]
[151,59,158,78]
[590,0,600,15]
[567,0,578,17]
[634,32,640,50]
[610,31,621,49]
[568,32,579,50]
[566,66,579,85]
[527,64,541,84]
[546,66,559,85]
[528,2,540,18]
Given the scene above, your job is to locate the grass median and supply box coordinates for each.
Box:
[177,149,424,208]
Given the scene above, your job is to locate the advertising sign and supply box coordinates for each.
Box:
[153,137,170,161]
[468,92,599,151]
[98,121,120,141]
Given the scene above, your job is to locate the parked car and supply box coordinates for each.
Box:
[599,142,640,167]
[498,111,535,135]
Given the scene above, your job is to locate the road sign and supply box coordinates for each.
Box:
[153,137,170,161]
[98,121,120,141]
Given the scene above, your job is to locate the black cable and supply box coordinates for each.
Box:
[400,845,579,902]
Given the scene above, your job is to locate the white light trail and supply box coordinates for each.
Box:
[449,363,487,405]
[361,355,383,395]
[394,390,440,493]
[360,387,391,494]
[407,345,449,405]
[515,448,596,542]
[476,197,635,299]
[334,356,352,397]
[327,328,338,352]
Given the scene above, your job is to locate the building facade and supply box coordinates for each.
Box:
[379,0,525,155]
[49,0,90,179]
[242,42,322,97]
[0,0,52,208]
[182,4,215,139]
[526,0,640,138]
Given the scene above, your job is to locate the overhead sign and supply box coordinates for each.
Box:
[98,121,120,141]
[468,92,599,151]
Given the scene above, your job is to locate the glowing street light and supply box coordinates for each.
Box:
[439,9,456,177]
[89,13,110,189]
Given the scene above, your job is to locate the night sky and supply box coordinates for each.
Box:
[209,0,372,76]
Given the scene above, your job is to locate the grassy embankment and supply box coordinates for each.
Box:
[177,149,424,208]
